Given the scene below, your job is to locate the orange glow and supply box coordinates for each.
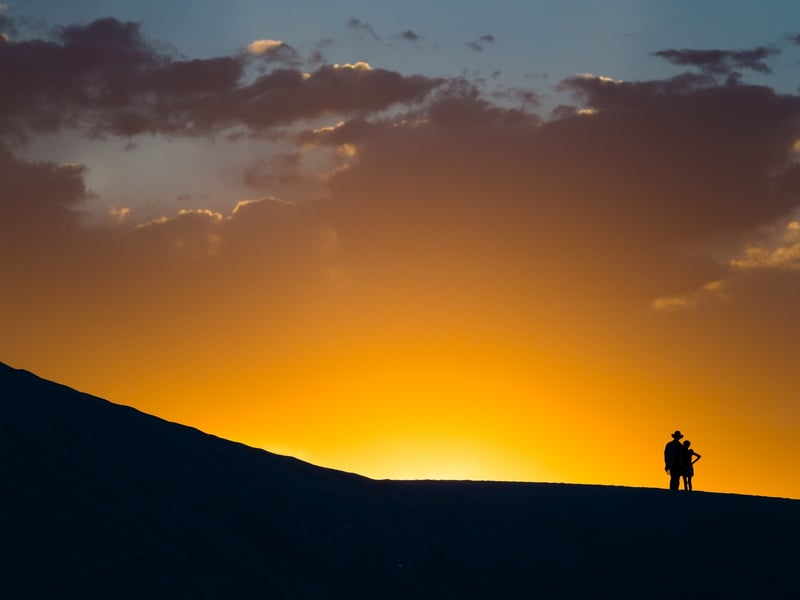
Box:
[10,282,799,499]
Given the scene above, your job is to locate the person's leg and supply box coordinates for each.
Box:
[687,476,693,492]
[670,471,680,490]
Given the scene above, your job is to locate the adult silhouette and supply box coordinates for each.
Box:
[681,440,701,491]
[663,430,684,490]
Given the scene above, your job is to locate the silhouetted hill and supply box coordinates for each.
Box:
[2,362,798,598]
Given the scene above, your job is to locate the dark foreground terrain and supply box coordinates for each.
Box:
[2,362,798,598]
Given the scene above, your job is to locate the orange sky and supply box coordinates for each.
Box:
[3,13,800,499]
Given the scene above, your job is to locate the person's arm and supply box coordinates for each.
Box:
[664,444,671,471]
[692,452,701,464]
[664,443,675,473]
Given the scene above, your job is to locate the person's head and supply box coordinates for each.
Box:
[683,440,691,448]
[671,430,683,440]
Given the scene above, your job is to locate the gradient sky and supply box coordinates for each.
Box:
[3,1,800,499]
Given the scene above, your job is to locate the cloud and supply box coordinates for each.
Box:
[0,17,237,137]
[556,73,800,240]
[467,34,496,52]
[247,39,283,55]
[332,61,372,71]
[651,280,728,312]
[0,18,443,139]
[297,117,388,148]
[397,30,420,42]
[651,295,698,312]
[0,146,89,241]
[109,206,131,223]
[246,39,301,66]
[654,46,780,75]
[217,64,439,130]
[309,71,800,331]
[0,4,16,40]
[346,17,379,41]
[731,220,800,271]
[307,37,333,65]
[491,86,540,108]
[574,72,624,84]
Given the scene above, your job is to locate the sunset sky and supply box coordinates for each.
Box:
[3,1,800,499]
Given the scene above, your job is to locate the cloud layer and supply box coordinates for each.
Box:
[4,20,800,327]
[4,19,800,311]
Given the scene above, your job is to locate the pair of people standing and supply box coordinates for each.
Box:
[664,430,701,491]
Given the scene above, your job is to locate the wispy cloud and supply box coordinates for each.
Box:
[652,280,728,312]
[467,34,496,52]
[731,221,800,271]
[397,29,420,42]
[347,17,379,41]
[654,45,780,75]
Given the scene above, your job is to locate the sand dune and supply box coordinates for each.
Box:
[2,362,798,598]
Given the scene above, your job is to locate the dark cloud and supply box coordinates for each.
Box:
[57,16,146,49]
[346,17,379,41]
[553,73,800,240]
[0,145,89,241]
[490,86,539,108]
[209,65,441,132]
[0,18,442,139]
[654,46,780,75]
[0,17,235,137]
[307,38,333,65]
[397,30,420,42]
[322,74,800,322]
[467,34,496,52]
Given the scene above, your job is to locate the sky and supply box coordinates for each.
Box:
[2,1,800,499]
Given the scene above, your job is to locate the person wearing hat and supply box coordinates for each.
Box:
[664,430,685,490]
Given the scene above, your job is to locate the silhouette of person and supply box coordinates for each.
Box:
[681,440,701,491]
[664,430,684,490]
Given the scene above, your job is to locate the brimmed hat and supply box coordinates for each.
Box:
[671,430,684,439]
